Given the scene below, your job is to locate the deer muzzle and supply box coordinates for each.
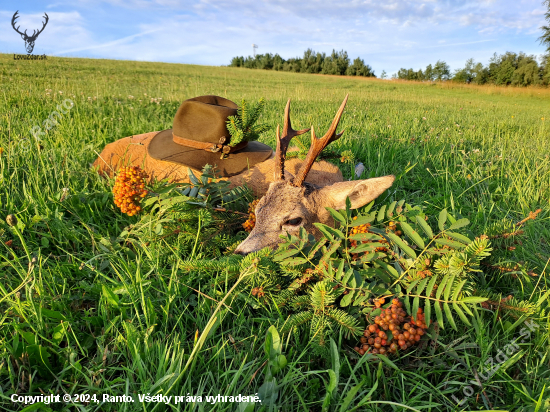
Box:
[234,228,279,256]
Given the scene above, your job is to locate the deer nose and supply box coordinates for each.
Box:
[233,246,249,256]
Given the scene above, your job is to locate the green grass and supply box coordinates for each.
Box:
[0,54,549,411]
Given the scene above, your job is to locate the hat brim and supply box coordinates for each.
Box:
[147,129,273,177]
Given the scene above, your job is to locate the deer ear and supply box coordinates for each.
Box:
[319,175,395,210]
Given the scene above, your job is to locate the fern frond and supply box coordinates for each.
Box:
[281,311,314,333]
[290,295,311,310]
[227,97,270,146]
[309,280,336,313]
[324,307,362,338]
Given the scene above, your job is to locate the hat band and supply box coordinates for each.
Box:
[172,133,248,154]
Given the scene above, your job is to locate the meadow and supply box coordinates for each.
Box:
[0,53,549,411]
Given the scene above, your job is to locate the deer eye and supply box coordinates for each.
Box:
[285,217,303,226]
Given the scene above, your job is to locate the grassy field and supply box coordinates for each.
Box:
[0,53,549,411]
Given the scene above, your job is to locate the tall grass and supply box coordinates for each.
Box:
[0,54,549,411]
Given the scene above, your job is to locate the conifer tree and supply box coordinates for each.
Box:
[539,0,550,52]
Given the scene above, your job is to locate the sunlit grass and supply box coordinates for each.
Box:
[0,54,549,411]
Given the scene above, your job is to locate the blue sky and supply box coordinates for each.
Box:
[1,0,548,76]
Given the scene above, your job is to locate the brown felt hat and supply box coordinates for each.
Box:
[147,95,273,177]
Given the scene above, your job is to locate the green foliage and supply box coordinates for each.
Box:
[397,60,450,81]
[251,200,497,355]
[226,98,270,147]
[1,55,549,411]
[255,326,288,407]
[229,48,376,77]
[118,165,254,259]
[397,52,550,86]
[539,0,550,52]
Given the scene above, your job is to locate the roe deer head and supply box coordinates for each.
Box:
[234,95,395,255]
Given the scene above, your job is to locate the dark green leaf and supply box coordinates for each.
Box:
[340,291,355,307]
[335,260,345,281]
[415,277,429,295]
[377,205,387,222]
[386,232,416,258]
[281,257,308,266]
[443,302,457,331]
[187,168,200,185]
[342,268,354,285]
[452,280,467,301]
[443,274,455,301]
[435,275,447,300]
[314,223,345,240]
[386,201,397,218]
[459,296,488,304]
[349,242,387,254]
[327,207,347,225]
[400,221,425,249]
[377,261,399,280]
[308,238,328,260]
[102,285,119,308]
[320,240,342,263]
[448,218,470,230]
[452,302,471,326]
[349,232,380,242]
[425,275,438,299]
[338,376,366,412]
[434,302,444,330]
[406,278,421,294]
[415,215,434,238]
[435,238,467,249]
[424,299,432,327]
[446,232,472,244]
[438,209,447,232]
[350,214,376,227]
[272,248,301,262]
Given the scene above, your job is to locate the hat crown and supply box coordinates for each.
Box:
[173,95,238,145]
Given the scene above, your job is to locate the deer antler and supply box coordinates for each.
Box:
[11,11,25,36]
[32,13,49,39]
[11,11,49,40]
[292,94,349,187]
[274,99,310,181]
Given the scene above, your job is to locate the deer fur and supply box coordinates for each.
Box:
[92,132,343,198]
[234,95,395,255]
[91,95,395,257]
[233,173,395,255]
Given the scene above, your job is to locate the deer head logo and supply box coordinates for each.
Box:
[11,11,49,54]
[234,95,396,255]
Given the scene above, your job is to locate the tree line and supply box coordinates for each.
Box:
[231,1,550,87]
[398,1,550,86]
[396,52,550,86]
[229,48,376,77]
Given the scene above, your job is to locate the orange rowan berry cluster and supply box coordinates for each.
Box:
[354,298,428,356]
[242,199,260,232]
[349,218,371,248]
[251,286,265,298]
[113,166,149,216]
[387,220,403,236]
[350,217,390,259]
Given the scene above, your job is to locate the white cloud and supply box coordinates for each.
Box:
[0,0,546,75]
